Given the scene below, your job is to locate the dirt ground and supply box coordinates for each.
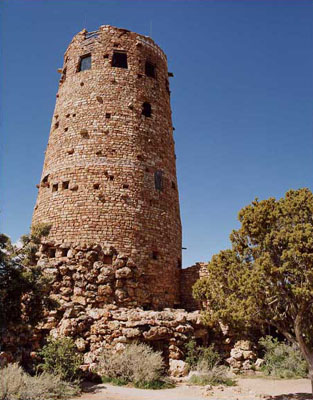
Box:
[72,377,312,400]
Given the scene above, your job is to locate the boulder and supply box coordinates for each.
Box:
[169,359,189,377]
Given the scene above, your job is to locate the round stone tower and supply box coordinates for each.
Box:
[32,25,182,309]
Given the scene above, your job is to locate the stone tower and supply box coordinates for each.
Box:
[32,25,182,310]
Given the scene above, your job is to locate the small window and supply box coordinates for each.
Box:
[171,181,176,190]
[93,183,100,189]
[152,251,158,260]
[62,181,69,190]
[142,102,152,117]
[109,175,114,181]
[78,54,91,71]
[154,170,163,191]
[52,183,58,192]
[106,113,111,119]
[145,61,155,78]
[112,51,128,69]
[48,248,56,258]
[122,184,129,189]
[61,248,69,257]
[103,255,113,264]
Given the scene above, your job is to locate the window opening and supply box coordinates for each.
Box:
[52,183,58,192]
[171,181,176,190]
[61,248,69,257]
[112,51,128,69]
[154,170,163,191]
[93,183,100,189]
[106,113,111,119]
[145,61,155,78]
[78,54,91,71]
[62,181,69,190]
[48,248,56,258]
[142,102,152,117]
[103,255,113,264]
[152,251,159,260]
[122,184,129,189]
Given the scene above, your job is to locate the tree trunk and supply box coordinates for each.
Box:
[294,314,313,394]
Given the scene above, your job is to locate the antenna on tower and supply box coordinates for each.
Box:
[149,21,152,37]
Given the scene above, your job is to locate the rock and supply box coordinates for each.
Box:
[72,295,86,305]
[115,289,127,301]
[203,384,213,396]
[98,285,113,296]
[230,347,243,360]
[143,326,171,340]
[235,340,251,351]
[243,350,255,360]
[115,267,132,279]
[75,338,87,352]
[122,328,141,338]
[255,358,265,370]
[169,359,189,377]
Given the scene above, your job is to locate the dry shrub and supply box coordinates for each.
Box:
[0,363,80,400]
[98,343,164,385]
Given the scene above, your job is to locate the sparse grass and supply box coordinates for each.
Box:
[188,364,236,387]
[0,363,80,400]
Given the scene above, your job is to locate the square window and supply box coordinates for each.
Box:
[112,51,128,69]
[48,248,56,258]
[78,54,91,71]
[62,181,69,190]
[52,183,58,192]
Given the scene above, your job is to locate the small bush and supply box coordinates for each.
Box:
[259,336,308,378]
[0,363,80,400]
[98,343,165,388]
[39,337,82,381]
[185,340,220,369]
[189,362,236,387]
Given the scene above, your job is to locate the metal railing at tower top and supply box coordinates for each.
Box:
[85,31,99,40]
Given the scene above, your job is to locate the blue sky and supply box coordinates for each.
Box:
[1,0,312,267]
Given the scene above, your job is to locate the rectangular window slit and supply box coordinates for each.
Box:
[145,61,155,78]
[52,183,58,192]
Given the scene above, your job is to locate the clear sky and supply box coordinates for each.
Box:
[1,0,312,267]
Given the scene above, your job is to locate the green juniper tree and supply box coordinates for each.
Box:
[193,188,313,392]
[0,223,54,330]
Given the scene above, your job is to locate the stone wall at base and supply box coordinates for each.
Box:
[46,307,207,374]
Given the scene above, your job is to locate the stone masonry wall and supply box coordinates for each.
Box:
[180,263,209,311]
[32,26,182,309]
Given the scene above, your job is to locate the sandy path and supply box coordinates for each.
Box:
[72,378,312,400]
